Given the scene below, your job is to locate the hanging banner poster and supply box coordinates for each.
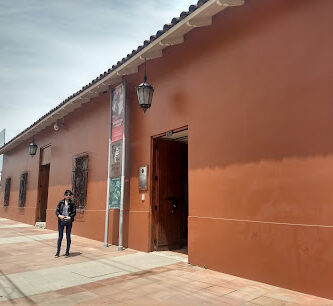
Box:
[110,140,122,178]
[111,84,124,142]
[0,129,5,173]
[109,177,121,209]
[109,83,125,209]
[0,129,5,192]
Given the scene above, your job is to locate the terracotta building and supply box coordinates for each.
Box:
[1,0,333,299]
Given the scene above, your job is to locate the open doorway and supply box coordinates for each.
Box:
[151,128,188,254]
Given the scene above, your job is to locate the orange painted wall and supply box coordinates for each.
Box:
[1,0,333,299]
[124,0,333,299]
[0,142,40,224]
[0,93,112,242]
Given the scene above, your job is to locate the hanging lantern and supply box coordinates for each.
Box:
[28,137,38,157]
[136,59,154,113]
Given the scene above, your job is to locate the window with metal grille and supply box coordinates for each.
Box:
[19,172,28,207]
[72,153,88,209]
[4,177,11,206]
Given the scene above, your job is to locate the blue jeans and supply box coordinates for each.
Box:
[57,220,73,253]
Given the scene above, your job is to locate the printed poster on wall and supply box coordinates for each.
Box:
[109,177,121,209]
[111,84,124,142]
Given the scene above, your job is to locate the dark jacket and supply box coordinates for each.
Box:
[56,199,76,221]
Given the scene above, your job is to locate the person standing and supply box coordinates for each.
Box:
[55,190,76,257]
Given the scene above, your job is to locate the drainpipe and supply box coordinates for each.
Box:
[118,80,126,251]
[104,88,113,247]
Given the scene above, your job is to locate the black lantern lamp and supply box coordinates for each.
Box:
[136,59,154,113]
[28,137,38,157]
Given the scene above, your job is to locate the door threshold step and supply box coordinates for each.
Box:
[35,222,46,229]
[152,250,188,263]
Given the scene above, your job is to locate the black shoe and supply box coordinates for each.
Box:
[65,251,69,257]
[55,252,60,257]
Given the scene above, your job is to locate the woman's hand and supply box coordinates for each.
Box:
[59,215,65,220]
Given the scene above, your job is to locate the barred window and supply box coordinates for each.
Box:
[72,153,88,209]
[4,177,11,206]
[19,172,28,207]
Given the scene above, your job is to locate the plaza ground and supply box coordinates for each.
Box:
[0,217,332,305]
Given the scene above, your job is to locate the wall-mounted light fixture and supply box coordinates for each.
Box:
[53,118,64,131]
[28,137,38,157]
[136,58,154,113]
[53,123,60,131]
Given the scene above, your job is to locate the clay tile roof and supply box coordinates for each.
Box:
[1,0,215,151]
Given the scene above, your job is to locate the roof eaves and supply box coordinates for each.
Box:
[0,0,245,154]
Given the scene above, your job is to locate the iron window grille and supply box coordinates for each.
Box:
[72,153,88,210]
[4,177,11,206]
[18,172,28,207]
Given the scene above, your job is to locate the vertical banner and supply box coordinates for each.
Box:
[108,84,125,209]
[105,81,126,248]
[111,140,122,178]
[109,177,121,209]
[111,85,124,142]
[0,129,5,192]
[0,129,5,172]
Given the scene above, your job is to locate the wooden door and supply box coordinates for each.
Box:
[154,139,188,250]
[37,165,50,222]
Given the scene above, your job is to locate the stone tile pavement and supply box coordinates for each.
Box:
[0,217,332,305]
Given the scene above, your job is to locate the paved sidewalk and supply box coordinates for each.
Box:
[0,218,332,305]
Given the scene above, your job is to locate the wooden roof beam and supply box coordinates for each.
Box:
[187,16,212,27]
[159,35,184,46]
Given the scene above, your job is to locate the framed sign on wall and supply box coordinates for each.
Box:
[139,165,148,191]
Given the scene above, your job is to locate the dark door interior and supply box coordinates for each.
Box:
[153,137,188,251]
[37,164,50,222]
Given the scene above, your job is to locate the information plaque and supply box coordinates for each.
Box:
[139,165,148,191]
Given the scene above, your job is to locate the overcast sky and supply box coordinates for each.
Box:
[0,0,195,142]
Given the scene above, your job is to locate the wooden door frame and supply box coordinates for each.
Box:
[36,162,43,223]
[36,164,50,222]
[35,144,52,222]
[149,125,188,251]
